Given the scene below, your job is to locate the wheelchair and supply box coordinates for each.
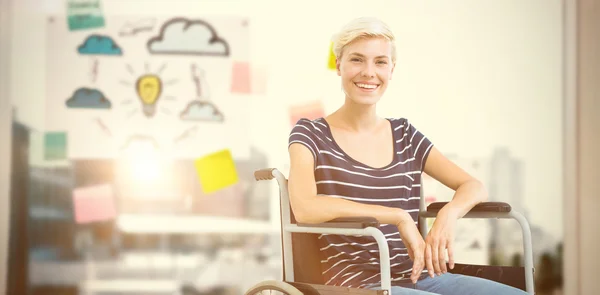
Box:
[244,168,535,295]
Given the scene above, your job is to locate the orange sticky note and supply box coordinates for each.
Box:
[289,100,326,126]
[327,42,337,70]
[194,149,239,194]
[72,184,117,224]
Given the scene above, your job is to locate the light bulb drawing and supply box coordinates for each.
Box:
[120,62,179,119]
[136,74,162,117]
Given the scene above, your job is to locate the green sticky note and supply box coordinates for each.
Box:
[44,132,67,160]
[194,149,239,194]
[67,0,105,31]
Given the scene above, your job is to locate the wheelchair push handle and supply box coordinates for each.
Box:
[254,168,277,181]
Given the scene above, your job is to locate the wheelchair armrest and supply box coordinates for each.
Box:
[427,201,512,213]
[296,216,379,229]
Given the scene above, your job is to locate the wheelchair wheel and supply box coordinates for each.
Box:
[244,280,304,295]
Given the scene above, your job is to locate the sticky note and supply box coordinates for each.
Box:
[328,42,337,70]
[194,149,239,194]
[44,132,67,160]
[72,184,117,224]
[289,100,326,127]
[67,0,106,31]
[231,61,268,95]
[231,62,251,94]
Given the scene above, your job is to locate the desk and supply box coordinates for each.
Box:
[116,214,280,234]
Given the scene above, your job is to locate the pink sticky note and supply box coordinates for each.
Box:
[289,101,325,126]
[72,184,117,224]
[231,62,251,94]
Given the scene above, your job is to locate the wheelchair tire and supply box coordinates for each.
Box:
[244,280,304,295]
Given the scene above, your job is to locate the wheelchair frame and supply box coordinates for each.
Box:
[246,168,535,295]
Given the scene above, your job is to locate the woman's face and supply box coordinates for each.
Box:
[337,37,395,106]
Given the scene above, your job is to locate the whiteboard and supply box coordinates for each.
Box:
[45,15,252,160]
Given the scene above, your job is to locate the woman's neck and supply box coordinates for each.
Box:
[329,98,381,132]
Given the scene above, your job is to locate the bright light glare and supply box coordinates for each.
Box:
[122,141,162,181]
[130,155,160,181]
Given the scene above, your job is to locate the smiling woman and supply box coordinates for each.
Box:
[286,17,528,295]
[332,17,396,106]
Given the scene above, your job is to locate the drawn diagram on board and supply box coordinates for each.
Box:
[75,34,122,96]
[66,87,111,109]
[191,63,209,98]
[147,17,230,56]
[180,100,224,122]
[77,34,123,55]
[173,126,198,144]
[47,15,253,159]
[119,63,179,118]
[178,63,224,123]
[89,58,99,83]
[120,134,159,151]
[95,117,112,137]
[119,18,156,37]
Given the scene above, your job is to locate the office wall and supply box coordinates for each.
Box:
[12,0,564,237]
[564,0,600,293]
[0,0,12,293]
[7,0,566,293]
[577,0,600,290]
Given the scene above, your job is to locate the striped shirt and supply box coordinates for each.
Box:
[288,117,434,288]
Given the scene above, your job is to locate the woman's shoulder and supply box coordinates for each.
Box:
[386,117,411,131]
[290,117,328,136]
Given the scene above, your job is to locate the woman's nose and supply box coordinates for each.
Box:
[361,64,375,77]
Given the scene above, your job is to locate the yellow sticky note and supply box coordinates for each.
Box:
[328,42,337,70]
[194,149,239,194]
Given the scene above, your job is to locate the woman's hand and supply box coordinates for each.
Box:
[424,209,458,277]
[396,213,426,284]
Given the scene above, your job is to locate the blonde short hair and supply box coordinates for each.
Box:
[331,17,397,63]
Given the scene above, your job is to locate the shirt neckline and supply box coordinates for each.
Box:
[318,117,399,170]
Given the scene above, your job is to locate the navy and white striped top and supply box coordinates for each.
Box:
[288,117,434,288]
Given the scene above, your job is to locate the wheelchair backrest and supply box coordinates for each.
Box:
[286,208,326,284]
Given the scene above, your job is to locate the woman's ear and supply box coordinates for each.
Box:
[389,62,396,80]
[336,58,341,76]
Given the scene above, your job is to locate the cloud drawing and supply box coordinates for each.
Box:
[66,87,111,109]
[119,18,156,37]
[147,18,229,56]
[180,101,224,122]
[77,35,123,55]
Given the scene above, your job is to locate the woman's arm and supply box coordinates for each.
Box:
[422,146,488,276]
[423,147,488,219]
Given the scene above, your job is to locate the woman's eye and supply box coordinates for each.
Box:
[377,61,388,64]
[350,58,361,62]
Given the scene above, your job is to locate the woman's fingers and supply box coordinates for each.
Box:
[447,240,455,270]
[410,248,424,284]
[425,243,435,278]
[431,240,441,275]
[438,240,447,274]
